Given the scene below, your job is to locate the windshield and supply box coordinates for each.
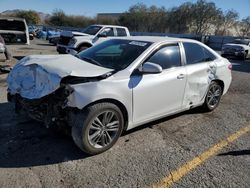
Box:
[81,25,102,35]
[78,39,152,70]
[232,40,249,45]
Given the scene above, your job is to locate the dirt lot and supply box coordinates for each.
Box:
[0,39,250,188]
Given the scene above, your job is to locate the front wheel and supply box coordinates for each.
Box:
[202,81,222,111]
[71,103,124,155]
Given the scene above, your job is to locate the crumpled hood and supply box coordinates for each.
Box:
[7,54,113,99]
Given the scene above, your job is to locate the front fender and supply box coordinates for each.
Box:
[67,79,133,124]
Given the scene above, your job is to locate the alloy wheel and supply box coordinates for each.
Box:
[88,111,120,149]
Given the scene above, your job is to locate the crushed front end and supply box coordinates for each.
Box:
[7,85,74,128]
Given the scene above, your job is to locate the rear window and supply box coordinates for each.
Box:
[117,28,127,36]
[183,42,216,65]
[0,20,26,31]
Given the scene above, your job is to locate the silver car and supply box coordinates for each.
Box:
[7,37,232,154]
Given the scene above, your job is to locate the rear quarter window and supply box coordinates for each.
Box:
[116,28,127,36]
[183,42,216,65]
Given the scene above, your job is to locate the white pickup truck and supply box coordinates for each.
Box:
[57,25,130,55]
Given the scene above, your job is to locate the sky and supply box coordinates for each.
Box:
[0,0,249,19]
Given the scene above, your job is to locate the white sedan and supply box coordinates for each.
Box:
[7,37,232,155]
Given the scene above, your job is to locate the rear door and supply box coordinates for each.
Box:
[182,42,217,108]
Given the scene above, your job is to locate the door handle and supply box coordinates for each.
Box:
[177,74,185,79]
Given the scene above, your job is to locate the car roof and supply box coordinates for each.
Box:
[113,36,200,44]
[91,24,128,29]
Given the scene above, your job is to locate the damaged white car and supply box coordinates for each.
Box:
[7,37,232,155]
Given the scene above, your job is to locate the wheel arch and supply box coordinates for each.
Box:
[82,98,129,131]
[212,79,225,93]
[76,42,92,51]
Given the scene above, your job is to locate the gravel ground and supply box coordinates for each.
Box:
[0,39,249,188]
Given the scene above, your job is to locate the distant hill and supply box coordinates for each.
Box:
[0,9,50,23]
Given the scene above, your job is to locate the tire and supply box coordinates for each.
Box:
[71,102,124,155]
[202,81,222,112]
[78,46,89,52]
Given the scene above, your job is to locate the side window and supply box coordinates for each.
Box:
[183,42,214,65]
[202,47,216,61]
[147,44,181,70]
[116,28,127,36]
[101,28,115,37]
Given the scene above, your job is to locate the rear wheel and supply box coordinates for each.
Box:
[202,81,222,111]
[71,103,124,155]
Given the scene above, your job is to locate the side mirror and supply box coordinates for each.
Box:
[97,33,107,38]
[139,62,162,74]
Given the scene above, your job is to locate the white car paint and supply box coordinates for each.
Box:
[7,36,232,131]
[7,54,113,99]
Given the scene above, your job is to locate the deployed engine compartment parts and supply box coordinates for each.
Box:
[0,17,30,45]
[7,36,232,155]
[57,25,130,54]
[221,39,250,60]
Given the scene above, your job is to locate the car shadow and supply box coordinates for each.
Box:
[0,102,88,168]
[218,150,250,156]
[125,107,204,135]
[230,59,250,73]
[0,101,209,168]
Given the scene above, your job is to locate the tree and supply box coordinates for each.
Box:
[240,16,250,37]
[48,9,96,28]
[166,3,193,34]
[190,0,221,35]
[215,10,239,36]
[48,9,69,26]
[119,3,168,32]
[16,10,41,25]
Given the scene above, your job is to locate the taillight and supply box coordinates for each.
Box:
[228,63,232,70]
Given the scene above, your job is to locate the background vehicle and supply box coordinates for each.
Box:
[7,37,232,155]
[0,17,30,44]
[57,24,130,54]
[0,42,4,53]
[221,39,250,60]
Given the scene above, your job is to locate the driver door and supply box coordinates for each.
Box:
[131,43,187,123]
